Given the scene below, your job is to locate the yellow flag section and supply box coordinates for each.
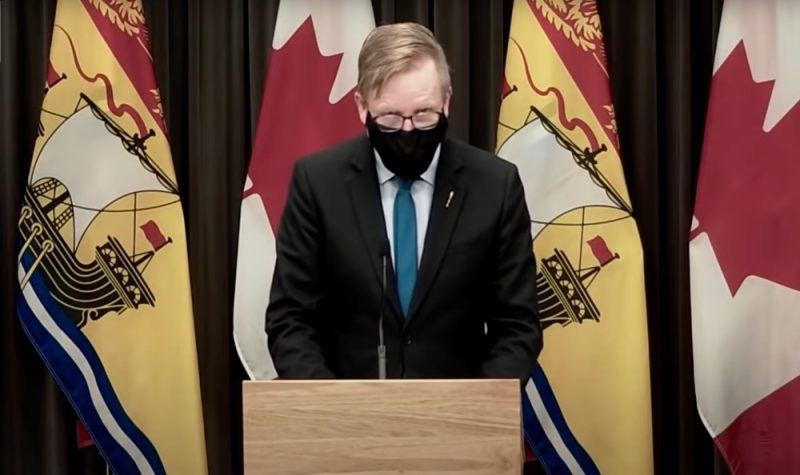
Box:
[496,1,652,473]
[15,1,206,473]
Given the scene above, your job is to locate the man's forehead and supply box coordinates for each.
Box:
[367,87,445,111]
[370,98,440,114]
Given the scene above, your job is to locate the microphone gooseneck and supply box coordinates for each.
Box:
[378,252,388,379]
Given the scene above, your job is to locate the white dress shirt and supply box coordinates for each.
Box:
[375,146,440,267]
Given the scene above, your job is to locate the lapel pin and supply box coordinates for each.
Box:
[445,190,455,208]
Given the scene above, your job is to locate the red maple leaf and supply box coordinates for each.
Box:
[692,41,800,294]
[246,18,364,231]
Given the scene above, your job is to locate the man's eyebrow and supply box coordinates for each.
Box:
[373,104,439,116]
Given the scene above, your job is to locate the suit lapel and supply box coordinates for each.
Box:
[345,136,404,322]
[406,139,466,324]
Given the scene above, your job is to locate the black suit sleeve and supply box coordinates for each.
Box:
[480,164,542,380]
[265,160,334,379]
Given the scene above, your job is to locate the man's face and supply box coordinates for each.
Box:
[355,56,452,131]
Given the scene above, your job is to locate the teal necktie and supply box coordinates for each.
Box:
[394,178,417,317]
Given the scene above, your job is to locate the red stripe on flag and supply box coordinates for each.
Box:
[79,0,166,134]
[715,375,800,474]
[76,419,94,449]
[46,60,66,89]
[524,441,536,461]
[525,0,618,152]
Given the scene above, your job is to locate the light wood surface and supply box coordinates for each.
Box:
[243,379,521,475]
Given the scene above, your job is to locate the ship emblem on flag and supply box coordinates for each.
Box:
[15,1,207,472]
[497,1,653,473]
[19,94,176,327]
[499,105,629,331]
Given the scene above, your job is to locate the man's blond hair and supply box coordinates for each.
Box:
[357,22,451,99]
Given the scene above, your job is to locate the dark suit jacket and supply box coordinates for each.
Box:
[265,135,541,380]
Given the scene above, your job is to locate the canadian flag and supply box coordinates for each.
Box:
[233,0,375,379]
[690,0,800,473]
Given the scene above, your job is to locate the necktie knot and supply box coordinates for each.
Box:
[396,177,414,191]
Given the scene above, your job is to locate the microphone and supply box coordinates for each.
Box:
[378,249,389,379]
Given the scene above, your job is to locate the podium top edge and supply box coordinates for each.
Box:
[242,379,521,385]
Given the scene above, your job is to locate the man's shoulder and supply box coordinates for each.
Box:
[445,138,516,178]
[296,134,369,173]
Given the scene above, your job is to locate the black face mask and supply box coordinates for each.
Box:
[367,113,448,180]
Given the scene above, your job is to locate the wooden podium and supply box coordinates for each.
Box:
[242,379,522,474]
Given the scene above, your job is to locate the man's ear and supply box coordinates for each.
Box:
[443,86,453,117]
[355,92,368,124]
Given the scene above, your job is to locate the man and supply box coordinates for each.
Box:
[265,22,541,380]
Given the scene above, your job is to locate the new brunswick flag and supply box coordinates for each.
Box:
[496,1,653,473]
[15,1,206,472]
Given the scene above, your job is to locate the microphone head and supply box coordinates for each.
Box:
[379,243,390,286]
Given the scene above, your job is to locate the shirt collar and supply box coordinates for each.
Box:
[375,144,441,186]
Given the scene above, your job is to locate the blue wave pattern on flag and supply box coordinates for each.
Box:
[523,365,600,475]
[17,245,165,474]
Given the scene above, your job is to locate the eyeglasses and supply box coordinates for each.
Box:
[371,110,443,133]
